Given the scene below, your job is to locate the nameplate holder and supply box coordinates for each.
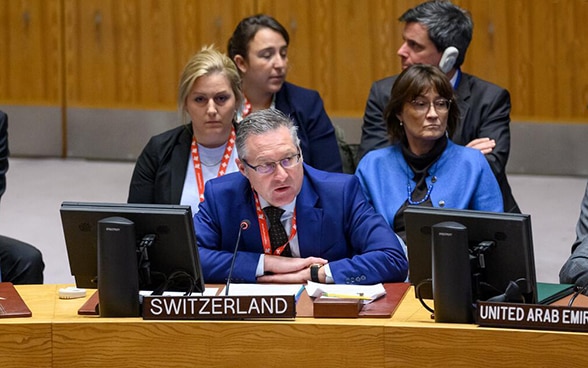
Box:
[477,301,588,332]
[313,298,363,318]
[142,295,296,320]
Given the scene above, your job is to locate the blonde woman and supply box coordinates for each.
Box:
[128,46,242,214]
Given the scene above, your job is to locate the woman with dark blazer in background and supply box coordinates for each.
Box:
[228,14,342,173]
[128,47,243,214]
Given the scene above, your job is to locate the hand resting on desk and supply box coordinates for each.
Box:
[257,255,328,284]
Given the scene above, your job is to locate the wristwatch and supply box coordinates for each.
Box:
[310,264,322,283]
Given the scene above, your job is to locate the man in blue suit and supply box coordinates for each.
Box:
[194,109,407,285]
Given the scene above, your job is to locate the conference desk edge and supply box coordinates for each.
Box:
[3,284,588,368]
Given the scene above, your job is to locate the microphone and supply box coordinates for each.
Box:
[225,219,250,296]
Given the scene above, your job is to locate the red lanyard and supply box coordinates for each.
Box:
[241,97,252,119]
[253,192,297,256]
[190,127,236,202]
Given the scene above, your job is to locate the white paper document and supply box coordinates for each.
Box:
[220,284,304,297]
[305,281,387,303]
[140,287,219,297]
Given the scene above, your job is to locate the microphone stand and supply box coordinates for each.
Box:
[225,220,250,296]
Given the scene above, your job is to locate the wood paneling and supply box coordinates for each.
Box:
[2,0,588,122]
[263,0,416,115]
[458,0,588,121]
[0,0,62,105]
[63,0,254,109]
[0,324,52,368]
[261,0,588,122]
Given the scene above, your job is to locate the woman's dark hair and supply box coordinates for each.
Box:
[384,64,459,143]
[227,14,289,61]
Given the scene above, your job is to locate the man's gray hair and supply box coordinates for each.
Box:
[236,109,300,160]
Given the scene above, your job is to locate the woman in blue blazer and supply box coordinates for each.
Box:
[356,65,503,242]
[227,14,342,173]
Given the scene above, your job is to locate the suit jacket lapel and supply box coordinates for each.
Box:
[239,184,266,253]
[170,126,192,204]
[295,171,323,257]
[454,72,472,143]
[274,82,292,115]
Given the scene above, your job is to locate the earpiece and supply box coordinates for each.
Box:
[439,46,459,73]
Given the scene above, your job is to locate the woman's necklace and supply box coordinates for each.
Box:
[406,162,436,205]
[406,182,433,205]
[402,135,445,206]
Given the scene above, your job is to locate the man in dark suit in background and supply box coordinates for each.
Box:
[560,181,588,287]
[357,0,520,213]
[0,110,44,284]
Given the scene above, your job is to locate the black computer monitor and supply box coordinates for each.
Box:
[404,206,537,304]
[60,202,205,293]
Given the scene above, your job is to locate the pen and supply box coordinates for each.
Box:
[321,292,372,300]
[295,286,305,303]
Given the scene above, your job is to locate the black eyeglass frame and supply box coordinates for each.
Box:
[242,150,302,175]
[409,98,452,114]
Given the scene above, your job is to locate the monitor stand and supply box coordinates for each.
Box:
[431,221,474,323]
[97,216,140,317]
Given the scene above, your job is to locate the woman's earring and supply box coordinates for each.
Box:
[399,121,403,126]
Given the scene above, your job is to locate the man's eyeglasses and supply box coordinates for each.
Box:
[242,152,302,175]
[409,98,451,114]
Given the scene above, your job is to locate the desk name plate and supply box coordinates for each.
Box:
[142,295,296,320]
[477,301,588,332]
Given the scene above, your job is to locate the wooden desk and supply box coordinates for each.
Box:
[388,292,588,367]
[23,285,390,367]
[1,284,56,368]
[5,284,588,367]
